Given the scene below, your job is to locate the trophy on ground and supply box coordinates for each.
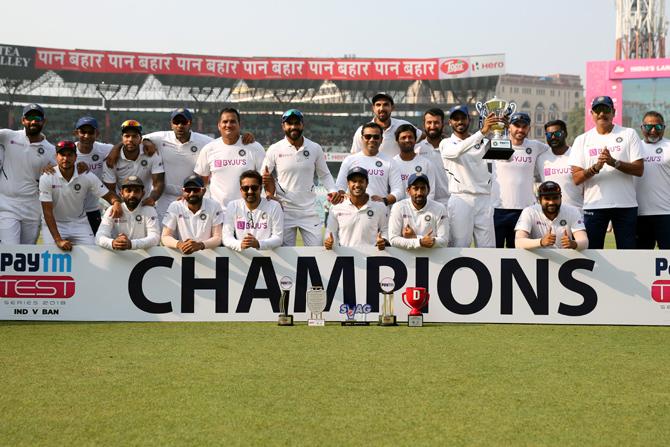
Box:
[475,96,517,160]
[307,286,327,327]
[402,287,430,327]
[379,277,397,326]
[340,303,372,326]
[278,276,294,326]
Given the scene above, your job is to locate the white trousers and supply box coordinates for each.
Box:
[447,193,495,248]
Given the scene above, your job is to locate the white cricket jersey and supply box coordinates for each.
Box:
[491,139,549,209]
[569,125,644,209]
[636,138,670,216]
[515,203,585,249]
[194,137,265,209]
[326,198,388,247]
[144,130,213,197]
[162,197,224,242]
[222,197,284,251]
[536,147,584,209]
[39,170,107,223]
[335,152,403,199]
[76,141,113,212]
[440,131,491,195]
[415,140,450,206]
[0,129,56,221]
[102,145,164,195]
[96,203,160,250]
[390,154,438,201]
[262,137,336,214]
[388,198,448,249]
[350,118,423,157]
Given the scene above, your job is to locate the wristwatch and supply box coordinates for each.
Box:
[614,160,621,169]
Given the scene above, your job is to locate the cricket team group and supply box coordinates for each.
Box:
[0,92,667,253]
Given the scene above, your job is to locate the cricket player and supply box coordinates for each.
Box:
[39,140,122,249]
[223,170,284,251]
[161,174,224,253]
[388,173,449,249]
[96,176,160,250]
[515,181,588,250]
[325,167,388,250]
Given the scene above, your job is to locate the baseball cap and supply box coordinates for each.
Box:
[55,140,77,154]
[448,105,469,118]
[121,176,144,189]
[591,95,614,110]
[407,172,430,187]
[538,181,562,196]
[371,92,394,105]
[121,119,142,134]
[75,116,98,130]
[281,109,303,123]
[510,112,531,125]
[183,174,205,188]
[170,108,193,121]
[346,166,369,181]
[22,103,44,117]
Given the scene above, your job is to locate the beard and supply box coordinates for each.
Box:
[186,195,202,205]
[285,128,303,140]
[125,198,140,210]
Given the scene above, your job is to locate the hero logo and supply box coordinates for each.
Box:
[0,251,75,299]
[440,59,469,75]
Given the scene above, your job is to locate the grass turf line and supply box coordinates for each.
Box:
[1,321,669,446]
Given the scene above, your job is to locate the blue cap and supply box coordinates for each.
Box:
[22,103,44,117]
[75,116,98,130]
[170,108,193,121]
[183,174,205,188]
[282,109,303,123]
[346,166,369,181]
[591,95,614,110]
[510,112,531,125]
[121,175,144,189]
[407,172,430,187]
[372,92,394,105]
[448,105,469,118]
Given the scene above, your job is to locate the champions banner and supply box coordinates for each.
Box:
[1,245,669,325]
[0,43,505,81]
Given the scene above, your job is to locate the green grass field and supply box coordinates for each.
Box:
[1,321,669,446]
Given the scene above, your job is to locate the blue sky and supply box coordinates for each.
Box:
[1,0,668,80]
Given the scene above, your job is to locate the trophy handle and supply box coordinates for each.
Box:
[401,291,409,308]
[506,102,517,116]
[475,102,484,115]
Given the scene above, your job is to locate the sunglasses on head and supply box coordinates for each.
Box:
[241,185,260,192]
[545,130,564,139]
[362,134,381,140]
[642,123,665,132]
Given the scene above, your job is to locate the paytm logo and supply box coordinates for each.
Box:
[652,258,670,303]
[0,251,72,273]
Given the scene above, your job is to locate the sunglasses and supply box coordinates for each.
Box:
[545,130,564,139]
[642,123,666,132]
[24,114,44,122]
[241,185,260,192]
[362,134,381,140]
[183,187,203,193]
[592,105,612,114]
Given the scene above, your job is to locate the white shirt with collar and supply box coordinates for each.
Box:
[102,145,164,195]
[194,137,265,210]
[262,136,336,215]
[350,118,423,158]
[636,137,670,216]
[222,197,284,251]
[162,197,224,242]
[388,198,448,249]
[390,154,439,202]
[440,130,491,195]
[537,147,584,209]
[326,197,388,247]
[0,129,56,221]
[335,152,403,199]
[96,203,160,250]
[491,138,549,209]
[76,141,113,212]
[39,169,108,223]
[415,139,450,206]
[514,203,585,248]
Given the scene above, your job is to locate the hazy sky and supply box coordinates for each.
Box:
[1,0,668,81]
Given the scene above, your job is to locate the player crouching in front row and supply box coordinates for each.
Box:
[161,174,224,254]
[515,181,588,250]
[96,176,160,250]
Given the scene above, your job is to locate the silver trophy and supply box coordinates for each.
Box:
[475,96,517,159]
[278,276,294,326]
[379,277,397,326]
[307,286,327,327]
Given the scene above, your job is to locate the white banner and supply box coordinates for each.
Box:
[1,245,669,325]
